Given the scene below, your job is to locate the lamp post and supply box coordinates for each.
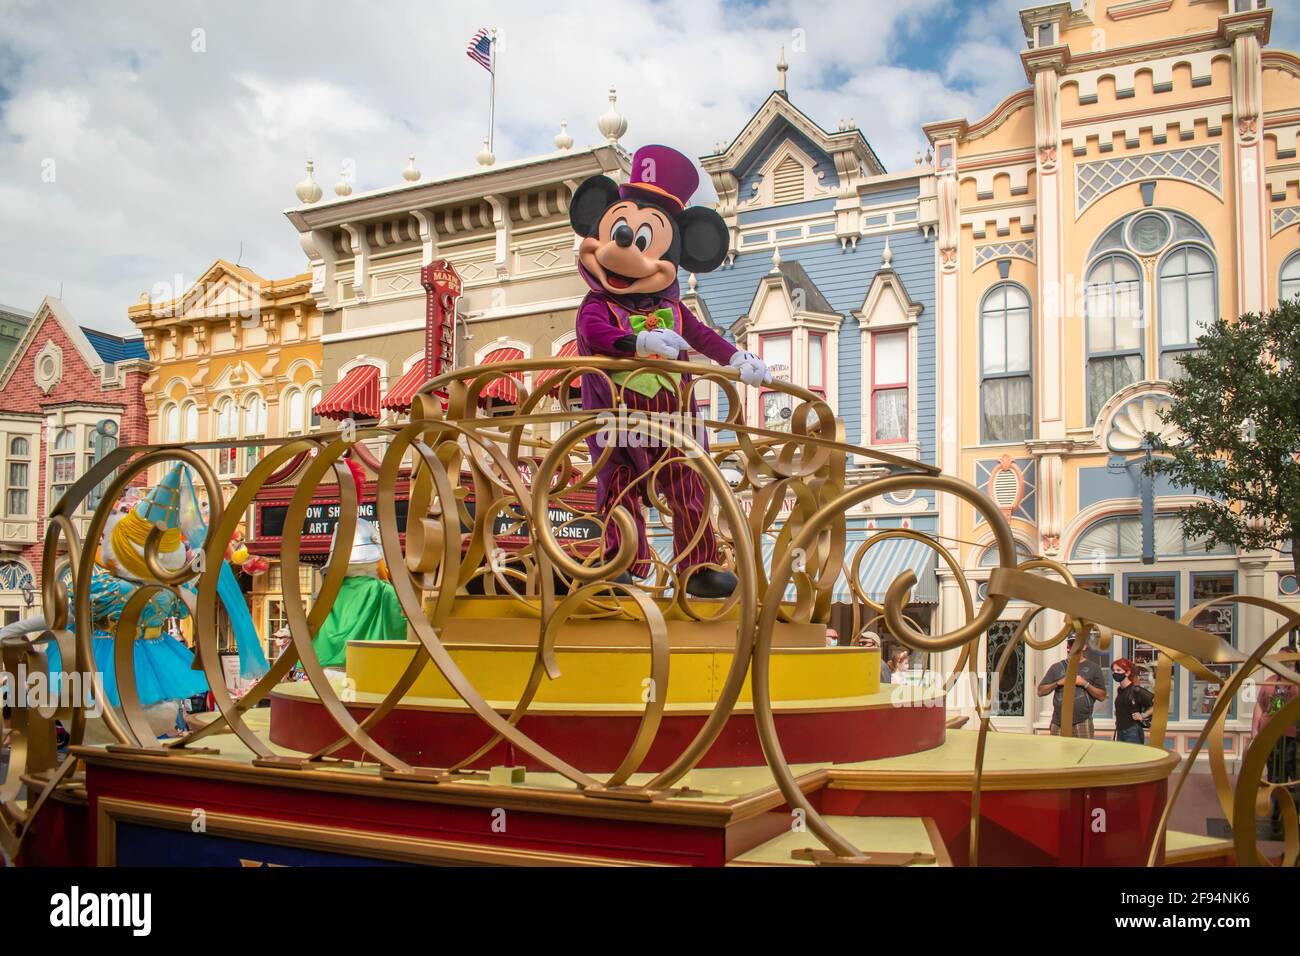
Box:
[1107,441,1157,565]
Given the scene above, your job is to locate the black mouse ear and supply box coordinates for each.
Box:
[569,175,621,236]
[677,207,730,274]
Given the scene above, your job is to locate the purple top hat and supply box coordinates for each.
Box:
[620,144,700,213]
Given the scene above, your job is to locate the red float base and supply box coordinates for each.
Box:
[267,687,947,772]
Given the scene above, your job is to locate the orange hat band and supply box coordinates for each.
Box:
[624,181,685,210]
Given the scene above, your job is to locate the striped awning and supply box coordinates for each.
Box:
[833,537,939,605]
[648,533,937,605]
[534,340,581,390]
[381,362,429,414]
[316,364,381,421]
[478,347,525,404]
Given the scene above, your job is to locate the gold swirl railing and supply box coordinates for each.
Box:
[1,355,1297,867]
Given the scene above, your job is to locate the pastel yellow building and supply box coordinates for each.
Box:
[926,0,1297,754]
[129,260,323,657]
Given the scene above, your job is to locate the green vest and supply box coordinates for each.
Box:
[608,305,684,399]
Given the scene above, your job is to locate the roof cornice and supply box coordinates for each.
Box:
[284,144,629,234]
[700,91,885,178]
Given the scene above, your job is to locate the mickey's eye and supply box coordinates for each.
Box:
[634,224,653,252]
[611,217,629,238]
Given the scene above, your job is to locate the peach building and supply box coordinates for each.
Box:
[129,260,323,657]
[925,0,1296,755]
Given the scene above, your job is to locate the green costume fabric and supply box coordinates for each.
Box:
[311,575,408,668]
[612,307,684,399]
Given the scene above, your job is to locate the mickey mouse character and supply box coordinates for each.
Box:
[569,144,770,598]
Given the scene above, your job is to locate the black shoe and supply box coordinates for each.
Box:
[684,568,737,599]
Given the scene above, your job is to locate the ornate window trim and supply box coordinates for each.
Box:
[1075,145,1222,216]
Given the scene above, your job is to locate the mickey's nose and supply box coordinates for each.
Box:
[612,223,634,248]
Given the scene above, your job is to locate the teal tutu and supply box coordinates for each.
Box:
[45,631,209,709]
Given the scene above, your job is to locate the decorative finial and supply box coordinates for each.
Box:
[597,86,627,144]
[334,166,352,197]
[882,236,893,269]
[403,154,421,182]
[771,245,781,273]
[915,150,923,167]
[554,120,573,151]
[777,46,788,92]
[688,272,698,294]
[476,139,495,167]
[295,159,322,204]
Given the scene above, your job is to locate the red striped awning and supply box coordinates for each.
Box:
[477,347,525,404]
[316,364,381,421]
[381,362,429,414]
[534,340,581,389]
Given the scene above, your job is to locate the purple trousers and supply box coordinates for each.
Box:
[589,385,719,578]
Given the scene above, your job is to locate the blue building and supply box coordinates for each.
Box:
[680,75,942,630]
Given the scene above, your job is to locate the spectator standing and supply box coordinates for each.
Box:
[1037,634,1108,738]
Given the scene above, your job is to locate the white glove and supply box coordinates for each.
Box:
[637,329,689,359]
[729,350,772,387]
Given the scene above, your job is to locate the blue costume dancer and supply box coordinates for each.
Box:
[46,464,267,736]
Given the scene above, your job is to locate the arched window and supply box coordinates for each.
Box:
[243,394,266,436]
[1158,245,1216,380]
[979,284,1033,442]
[213,397,237,477]
[181,401,198,442]
[1070,513,1234,562]
[0,560,33,591]
[9,437,27,456]
[214,397,236,438]
[1084,254,1143,424]
[242,394,266,474]
[161,403,180,443]
[286,389,305,435]
[306,385,322,431]
[978,540,1033,567]
[1281,252,1300,303]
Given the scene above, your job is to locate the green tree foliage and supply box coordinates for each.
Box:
[1146,300,1300,579]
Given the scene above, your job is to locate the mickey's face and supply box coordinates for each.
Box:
[569,174,730,297]
[579,200,677,296]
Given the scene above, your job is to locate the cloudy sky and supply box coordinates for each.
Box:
[2,0,1297,334]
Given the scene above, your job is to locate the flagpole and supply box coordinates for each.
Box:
[488,28,497,154]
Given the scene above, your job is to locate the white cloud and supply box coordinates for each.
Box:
[0,0,1024,331]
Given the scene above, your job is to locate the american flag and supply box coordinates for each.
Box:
[466,28,493,71]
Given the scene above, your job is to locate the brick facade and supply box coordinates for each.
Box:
[0,299,149,603]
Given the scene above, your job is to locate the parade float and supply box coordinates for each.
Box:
[1,350,1296,868]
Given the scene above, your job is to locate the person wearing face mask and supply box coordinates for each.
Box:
[1111,657,1154,744]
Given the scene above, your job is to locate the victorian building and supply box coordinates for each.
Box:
[925,0,1293,753]
[285,98,631,430]
[690,62,942,634]
[0,298,150,625]
[128,260,322,656]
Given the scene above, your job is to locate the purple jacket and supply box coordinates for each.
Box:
[573,265,736,488]
[574,264,736,414]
